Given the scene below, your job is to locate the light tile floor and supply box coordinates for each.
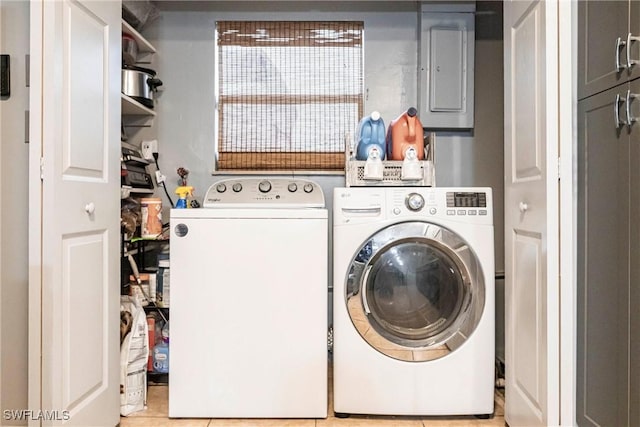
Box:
[120,378,506,427]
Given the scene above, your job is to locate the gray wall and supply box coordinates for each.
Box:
[136,0,504,354]
[434,1,505,361]
[142,1,421,206]
[0,0,503,414]
[0,0,29,423]
[138,1,423,313]
[143,0,503,256]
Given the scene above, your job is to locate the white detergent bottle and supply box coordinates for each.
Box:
[153,322,169,373]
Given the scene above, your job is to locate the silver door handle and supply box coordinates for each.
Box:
[341,207,382,214]
[616,36,627,71]
[615,93,627,128]
[627,32,640,68]
[626,89,639,125]
[85,202,95,214]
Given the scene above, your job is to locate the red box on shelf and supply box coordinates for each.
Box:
[147,316,155,371]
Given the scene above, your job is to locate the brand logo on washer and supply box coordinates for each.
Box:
[174,224,188,237]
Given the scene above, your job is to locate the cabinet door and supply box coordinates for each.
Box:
[578,1,629,100]
[627,2,640,89]
[29,0,121,424]
[628,77,640,426]
[419,12,474,129]
[577,84,630,426]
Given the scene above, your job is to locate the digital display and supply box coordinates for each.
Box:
[446,192,487,208]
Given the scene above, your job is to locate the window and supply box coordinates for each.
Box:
[216,21,364,171]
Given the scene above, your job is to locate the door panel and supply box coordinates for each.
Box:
[577,1,630,100]
[577,85,630,427]
[504,0,559,425]
[29,0,120,425]
[626,1,640,91]
[65,0,107,178]
[419,11,474,128]
[63,232,108,410]
[629,78,640,427]
[512,7,542,182]
[430,26,464,111]
[512,230,543,420]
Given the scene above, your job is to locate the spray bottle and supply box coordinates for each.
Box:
[174,186,194,209]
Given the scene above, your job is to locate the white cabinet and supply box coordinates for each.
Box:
[121,18,157,197]
[418,3,475,129]
[121,19,156,127]
[122,19,156,62]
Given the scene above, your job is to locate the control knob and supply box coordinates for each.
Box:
[405,193,425,211]
[258,180,272,193]
[216,183,227,193]
[232,183,243,193]
[303,183,314,193]
[288,183,298,192]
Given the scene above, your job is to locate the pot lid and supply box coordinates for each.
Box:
[122,64,157,76]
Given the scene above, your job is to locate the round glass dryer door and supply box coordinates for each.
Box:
[345,221,485,362]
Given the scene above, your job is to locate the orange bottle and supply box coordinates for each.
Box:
[386,107,424,160]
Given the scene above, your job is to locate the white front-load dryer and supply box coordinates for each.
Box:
[333,187,495,417]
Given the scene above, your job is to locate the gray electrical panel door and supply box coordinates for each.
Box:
[419,8,474,129]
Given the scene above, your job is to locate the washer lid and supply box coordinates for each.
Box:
[203,178,325,208]
[345,221,485,362]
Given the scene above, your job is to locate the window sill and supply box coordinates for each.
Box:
[211,170,345,176]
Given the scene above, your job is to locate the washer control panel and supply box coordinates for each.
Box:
[405,193,425,212]
[203,178,325,208]
[334,187,492,225]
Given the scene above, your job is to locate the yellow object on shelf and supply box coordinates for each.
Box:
[174,186,194,208]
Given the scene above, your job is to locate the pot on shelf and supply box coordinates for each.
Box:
[122,33,138,65]
[121,64,163,109]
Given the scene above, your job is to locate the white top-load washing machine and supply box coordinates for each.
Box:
[333,186,494,417]
[169,178,328,418]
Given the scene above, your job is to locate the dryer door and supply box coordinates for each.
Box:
[345,221,485,362]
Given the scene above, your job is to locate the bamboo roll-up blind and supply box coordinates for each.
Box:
[216,21,364,171]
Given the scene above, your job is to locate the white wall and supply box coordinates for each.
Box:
[0,0,29,423]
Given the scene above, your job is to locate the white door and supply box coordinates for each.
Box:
[29,0,120,425]
[504,0,560,426]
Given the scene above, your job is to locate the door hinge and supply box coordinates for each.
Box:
[24,110,29,144]
[40,157,44,180]
[0,54,9,98]
[25,54,29,88]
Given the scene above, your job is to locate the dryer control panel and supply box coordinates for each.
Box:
[203,178,325,208]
